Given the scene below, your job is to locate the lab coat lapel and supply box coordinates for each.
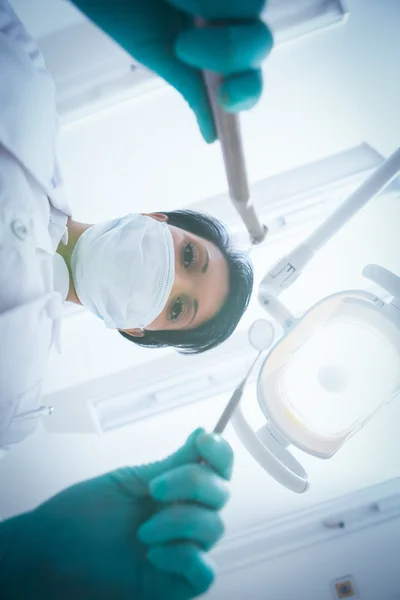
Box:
[0,32,71,217]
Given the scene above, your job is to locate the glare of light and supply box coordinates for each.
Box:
[279,318,400,436]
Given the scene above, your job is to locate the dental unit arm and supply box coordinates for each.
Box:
[258,146,400,328]
[230,147,400,494]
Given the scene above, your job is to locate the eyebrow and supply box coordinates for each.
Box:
[187,299,199,327]
[202,249,210,274]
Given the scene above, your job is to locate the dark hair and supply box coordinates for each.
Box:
[119,210,253,354]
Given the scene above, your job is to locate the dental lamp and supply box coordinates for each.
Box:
[231,147,400,493]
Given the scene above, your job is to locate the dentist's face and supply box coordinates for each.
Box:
[120,213,230,337]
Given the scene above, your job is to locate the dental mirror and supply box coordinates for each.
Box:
[248,318,275,352]
[213,319,275,434]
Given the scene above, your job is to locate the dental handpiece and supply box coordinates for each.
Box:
[195,17,268,245]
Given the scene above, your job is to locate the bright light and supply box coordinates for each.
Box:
[280,318,400,436]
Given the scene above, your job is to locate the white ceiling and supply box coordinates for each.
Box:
[1,0,400,542]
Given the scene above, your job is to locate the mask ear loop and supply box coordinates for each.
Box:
[132,327,146,337]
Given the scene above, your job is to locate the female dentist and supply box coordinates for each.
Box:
[0,0,273,457]
[0,1,273,597]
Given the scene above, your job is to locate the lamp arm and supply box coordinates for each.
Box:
[259,147,400,306]
[230,403,309,494]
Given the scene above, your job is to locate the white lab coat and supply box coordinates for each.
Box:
[0,1,72,457]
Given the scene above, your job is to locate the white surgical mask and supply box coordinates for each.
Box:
[71,214,175,329]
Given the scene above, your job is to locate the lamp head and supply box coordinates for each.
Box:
[257,290,400,458]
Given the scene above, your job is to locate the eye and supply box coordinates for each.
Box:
[183,243,198,268]
[170,297,186,322]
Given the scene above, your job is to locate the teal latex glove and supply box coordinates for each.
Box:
[71,0,273,142]
[0,429,233,600]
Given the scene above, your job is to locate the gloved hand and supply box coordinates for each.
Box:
[0,428,233,600]
[71,0,273,142]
